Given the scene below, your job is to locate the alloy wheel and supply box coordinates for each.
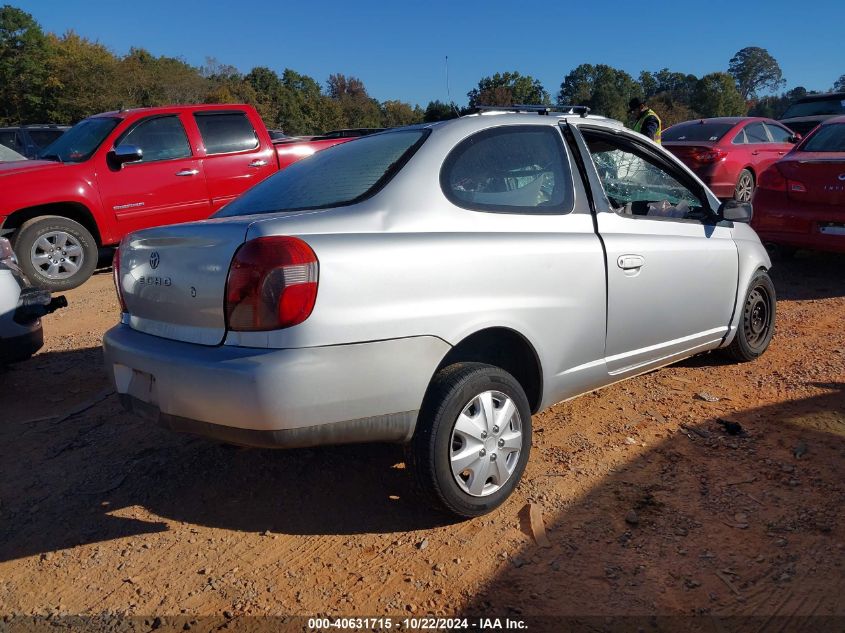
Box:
[30,230,85,280]
[736,172,754,202]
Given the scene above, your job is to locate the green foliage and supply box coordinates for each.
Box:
[467,71,549,108]
[728,47,785,100]
[692,72,747,118]
[748,87,810,119]
[558,64,641,121]
[834,75,845,92]
[424,100,458,122]
[0,4,49,124]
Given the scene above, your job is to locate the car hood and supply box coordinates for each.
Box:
[0,159,63,177]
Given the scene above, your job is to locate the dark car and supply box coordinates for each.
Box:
[663,117,799,201]
[752,115,845,255]
[780,92,845,137]
[0,125,70,159]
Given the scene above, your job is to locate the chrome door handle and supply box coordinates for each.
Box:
[248,160,267,168]
[617,255,645,270]
[175,169,199,176]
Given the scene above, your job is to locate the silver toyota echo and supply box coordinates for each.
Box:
[104,107,775,517]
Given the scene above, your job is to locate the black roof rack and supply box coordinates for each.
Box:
[475,104,591,118]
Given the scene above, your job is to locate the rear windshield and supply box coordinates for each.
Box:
[663,122,735,142]
[782,97,845,119]
[801,124,845,152]
[215,129,429,217]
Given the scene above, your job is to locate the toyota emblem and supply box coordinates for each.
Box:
[839,173,845,181]
[150,251,160,269]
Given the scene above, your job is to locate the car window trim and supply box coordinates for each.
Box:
[193,110,260,156]
[114,114,194,165]
[574,124,722,225]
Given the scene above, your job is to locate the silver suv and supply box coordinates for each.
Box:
[104,107,775,517]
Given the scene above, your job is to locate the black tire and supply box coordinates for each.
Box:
[13,216,98,291]
[734,169,755,202]
[407,362,532,518]
[724,270,776,362]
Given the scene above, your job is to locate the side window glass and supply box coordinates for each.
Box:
[732,128,747,145]
[745,123,769,144]
[441,126,573,213]
[116,116,191,163]
[0,130,16,150]
[764,123,792,143]
[584,132,705,220]
[194,112,259,155]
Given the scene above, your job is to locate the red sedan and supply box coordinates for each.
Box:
[663,117,799,201]
[752,115,845,254]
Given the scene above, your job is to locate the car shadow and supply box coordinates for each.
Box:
[769,250,844,301]
[460,383,845,624]
[0,347,455,563]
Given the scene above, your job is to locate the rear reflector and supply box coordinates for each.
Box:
[225,236,318,331]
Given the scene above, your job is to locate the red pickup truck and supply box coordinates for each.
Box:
[0,104,352,290]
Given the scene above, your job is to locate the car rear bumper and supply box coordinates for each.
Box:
[103,324,451,448]
[752,194,845,253]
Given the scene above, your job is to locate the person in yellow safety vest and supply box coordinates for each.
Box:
[628,98,662,144]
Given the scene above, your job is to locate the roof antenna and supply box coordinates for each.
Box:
[446,56,460,117]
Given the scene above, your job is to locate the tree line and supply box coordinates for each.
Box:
[1,5,843,134]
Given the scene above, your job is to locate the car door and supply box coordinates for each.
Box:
[744,121,785,175]
[97,114,211,236]
[572,125,739,376]
[192,110,276,212]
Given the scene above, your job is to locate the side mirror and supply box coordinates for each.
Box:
[718,198,753,223]
[108,145,143,169]
[788,133,802,143]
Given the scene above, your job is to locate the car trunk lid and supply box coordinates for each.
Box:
[118,219,254,345]
[663,142,718,168]
[779,152,845,207]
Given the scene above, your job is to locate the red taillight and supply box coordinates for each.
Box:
[112,247,127,312]
[225,236,318,331]
[758,166,787,191]
[691,148,727,164]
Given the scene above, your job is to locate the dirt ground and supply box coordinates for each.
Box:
[1,252,844,629]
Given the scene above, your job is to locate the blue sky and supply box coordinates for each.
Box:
[15,0,845,107]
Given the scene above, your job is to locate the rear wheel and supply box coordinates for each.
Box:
[13,216,98,291]
[407,363,532,518]
[734,169,755,202]
[724,270,776,362]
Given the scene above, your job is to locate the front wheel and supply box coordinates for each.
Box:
[13,216,98,291]
[407,363,532,518]
[724,270,776,362]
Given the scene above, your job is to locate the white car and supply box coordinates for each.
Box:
[0,238,65,363]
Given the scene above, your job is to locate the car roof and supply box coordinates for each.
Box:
[793,92,845,103]
[666,116,783,127]
[819,115,845,125]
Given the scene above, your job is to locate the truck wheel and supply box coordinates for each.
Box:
[724,270,776,362]
[13,216,98,291]
[407,363,532,518]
